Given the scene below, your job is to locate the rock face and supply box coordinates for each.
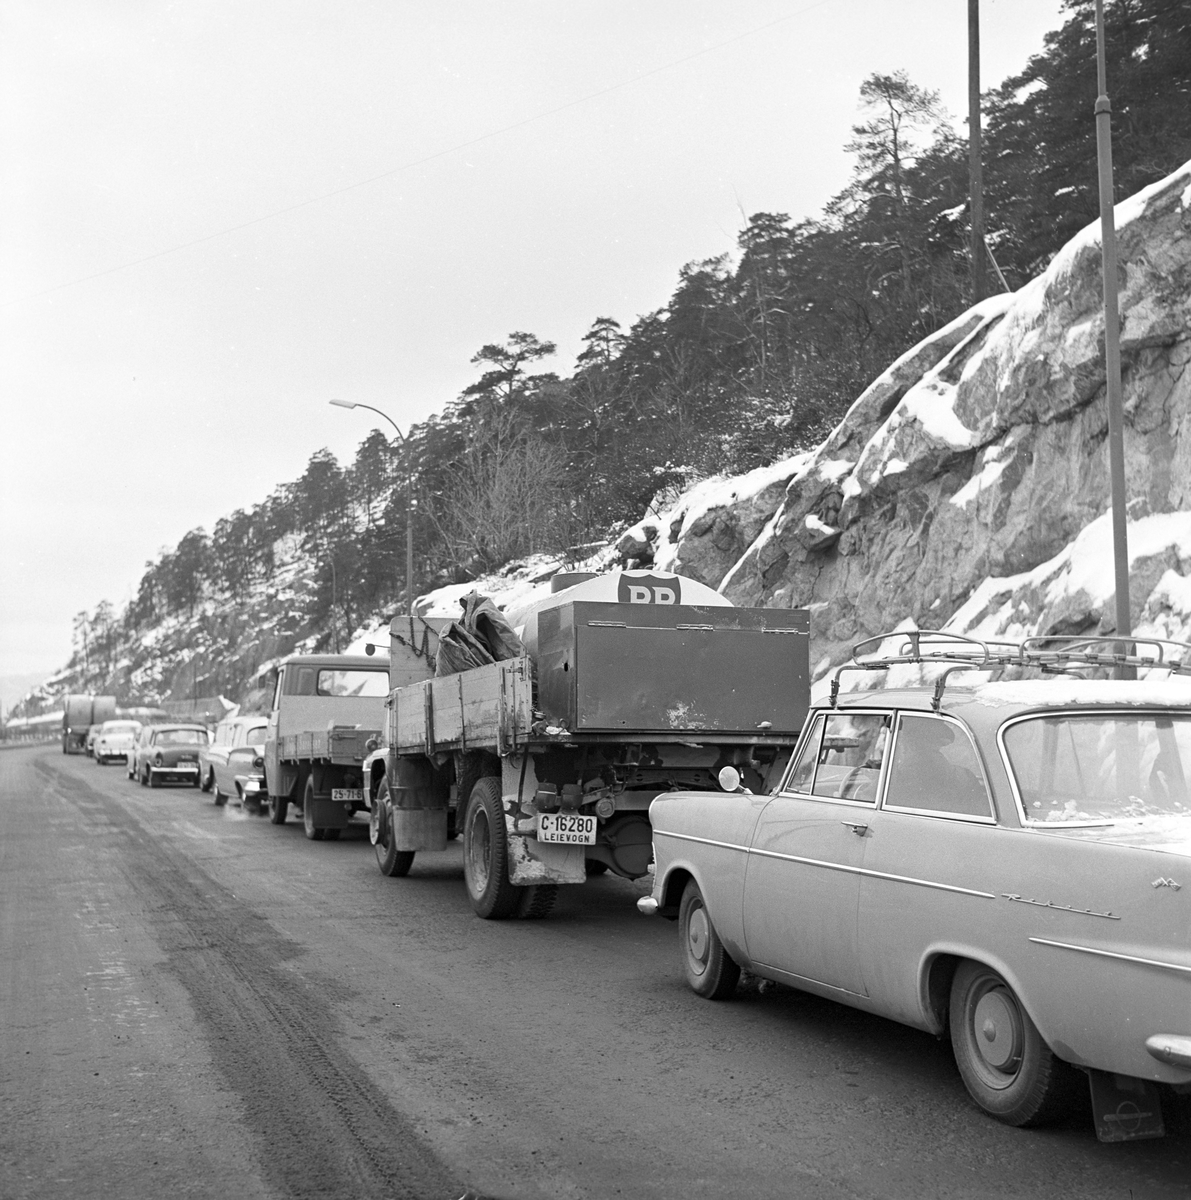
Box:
[646,160,1191,683]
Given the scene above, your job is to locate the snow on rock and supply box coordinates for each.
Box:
[648,158,1191,677]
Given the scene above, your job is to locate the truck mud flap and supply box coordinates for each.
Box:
[505,828,586,886]
[309,798,351,829]
[392,807,447,853]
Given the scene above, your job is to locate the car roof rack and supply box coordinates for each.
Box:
[829,631,1191,711]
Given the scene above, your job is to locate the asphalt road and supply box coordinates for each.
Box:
[3,743,1190,1200]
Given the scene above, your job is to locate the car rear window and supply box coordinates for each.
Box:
[1003,712,1191,823]
[155,729,208,746]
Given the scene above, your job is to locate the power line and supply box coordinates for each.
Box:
[4,0,836,308]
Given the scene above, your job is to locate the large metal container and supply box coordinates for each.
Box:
[534,601,809,735]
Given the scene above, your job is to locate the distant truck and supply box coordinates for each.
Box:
[263,653,392,841]
[62,695,116,754]
[367,571,810,920]
[62,696,169,754]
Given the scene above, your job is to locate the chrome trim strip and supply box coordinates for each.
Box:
[1029,937,1191,975]
[653,829,749,854]
[656,829,995,898]
[748,847,996,899]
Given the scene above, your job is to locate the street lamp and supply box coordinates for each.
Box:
[1093,0,1132,676]
[329,399,416,615]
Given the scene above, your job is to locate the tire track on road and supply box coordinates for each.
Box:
[36,756,471,1200]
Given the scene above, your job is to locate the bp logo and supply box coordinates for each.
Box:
[618,574,681,604]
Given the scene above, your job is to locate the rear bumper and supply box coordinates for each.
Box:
[149,763,200,782]
[1146,1035,1191,1071]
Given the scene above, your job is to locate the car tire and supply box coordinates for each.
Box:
[140,764,149,787]
[148,768,159,789]
[213,784,227,807]
[303,777,324,841]
[679,879,740,1000]
[462,777,519,919]
[371,779,415,877]
[949,961,1077,1127]
[200,769,213,794]
[268,791,288,825]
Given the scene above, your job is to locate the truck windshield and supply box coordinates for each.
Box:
[1003,713,1191,823]
[316,669,389,697]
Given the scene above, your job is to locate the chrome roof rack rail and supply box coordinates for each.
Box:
[829,630,1023,709]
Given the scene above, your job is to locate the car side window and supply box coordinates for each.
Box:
[884,714,993,820]
[783,713,825,794]
[809,712,891,804]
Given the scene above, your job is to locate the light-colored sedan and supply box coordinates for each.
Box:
[93,719,141,765]
[129,724,208,788]
[640,634,1191,1144]
[200,715,268,809]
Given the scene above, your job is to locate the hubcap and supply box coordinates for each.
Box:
[686,904,710,966]
[466,806,491,894]
[972,987,1023,1073]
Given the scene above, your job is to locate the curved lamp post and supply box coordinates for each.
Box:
[329,399,416,615]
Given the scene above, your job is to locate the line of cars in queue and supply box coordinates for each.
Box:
[87,713,269,809]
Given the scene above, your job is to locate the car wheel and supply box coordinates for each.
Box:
[462,777,518,919]
[200,769,213,793]
[679,879,740,999]
[148,767,159,789]
[213,783,227,807]
[268,790,288,825]
[371,778,415,877]
[140,764,149,787]
[303,777,324,841]
[949,961,1077,1127]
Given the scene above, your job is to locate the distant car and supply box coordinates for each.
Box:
[84,724,104,757]
[93,719,141,765]
[641,633,1191,1143]
[129,723,208,788]
[200,715,268,808]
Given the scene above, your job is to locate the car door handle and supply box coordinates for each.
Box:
[841,821,868,836]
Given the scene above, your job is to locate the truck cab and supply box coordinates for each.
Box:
[264,654,391,839]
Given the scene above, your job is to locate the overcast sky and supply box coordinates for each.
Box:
[1,0,1068,680]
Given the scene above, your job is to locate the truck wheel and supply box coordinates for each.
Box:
[463,777,519,919]
[517,884,558,919]
[303,777,325,841]
[679,879,740,1000]
[371,779,415,877]
[268,792,288,825]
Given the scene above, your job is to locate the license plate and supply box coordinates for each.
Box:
[332,788,363,802]
[537,812,597,845]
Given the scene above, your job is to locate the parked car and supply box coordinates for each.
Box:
[128,723,208,788]
[200,715,268,808]
[640,633,1191,1143]
[93,719,141,765]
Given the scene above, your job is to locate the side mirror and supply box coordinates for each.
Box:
[718,765,751,794]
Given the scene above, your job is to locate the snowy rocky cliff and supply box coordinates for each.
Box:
[625,159,1191,687]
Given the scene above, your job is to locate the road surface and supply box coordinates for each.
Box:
[2,744,1189,1199]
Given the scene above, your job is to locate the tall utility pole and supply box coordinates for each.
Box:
[968,0,987,304]
[1094,0,1133,665]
